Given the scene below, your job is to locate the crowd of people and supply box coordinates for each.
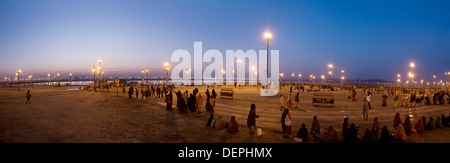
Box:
[81,82,450,143]
[288,112,450,143]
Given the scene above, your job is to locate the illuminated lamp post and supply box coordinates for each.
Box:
[264,32,272,87]
[164,63,169,85]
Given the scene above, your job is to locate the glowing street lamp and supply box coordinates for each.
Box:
[92,65,96,90]
[291,72,295,82]
[409,62,415,87]
[433,75,436,87]
[264,32,272,86]
[69,73,73,85]
[145,67,149,81]
[221,68,226,85]
[58,72,61,86]
[279,72,284,83]
[16,69,21,91]
[321,75,325,84]
[409,72,414,88]
[309,75,313,84]
[164,63,169,85]
[48,73,51,85]
[29,74,34,88]
[328,64,333,84]
[142,69,145,81]
[298,74,302,83]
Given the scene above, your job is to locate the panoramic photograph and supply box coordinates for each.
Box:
[1,0,450,157]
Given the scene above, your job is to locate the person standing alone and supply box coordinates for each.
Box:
[367,92,372,109]
[25,90,32,104]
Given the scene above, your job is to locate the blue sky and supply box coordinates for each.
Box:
[0,0,449,81]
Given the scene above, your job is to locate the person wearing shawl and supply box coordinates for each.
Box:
[287,93,292,108]
[352,89,356,102]
[403,116,413,136]
[393,112,402,128]
[371,117,381,141]
[349,123,359,142]
[197,93,203,114]
[394,124,407,142]
[382,95,388,107]
[295,123,308,142]
[188,94,196,112]
[442,115,450,127]
[426,117,435,131]
[362,97,369,120]
[379,125,391,143]
[341,117,350,143]
[310,116,320,138]
[324,125,337,143]
[165,93,172,111]
[421,116,427,131]
[294,92,300,109]
[214,116,227,130]
[281,109,292,137]
[228,116,239,133]
[413,118,425,134]
[362,128,375,143]
[435,116,442,128]
[393,95,399,108]
[247,104,259,134]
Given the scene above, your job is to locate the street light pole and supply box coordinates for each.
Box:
[30,74,34,88]
[48,73,51,85]
[264,33,272,87]
[70,73,72,85]
[146,67,149,82]
[328,64,333,84]
[433,75,436,88]
[164,63,169,85]
[17,70,21,91]
[410,62,415,89]
[58,72,61,86]
[93,65,96,91]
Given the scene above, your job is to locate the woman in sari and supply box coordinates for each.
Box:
[382,95,388,107]
[228,116,239,133]
[324,125,337,143]
[379,125,391,143]
[281,109,292,137]
[413,118,425,134]
[247,104,259,134]
[393,112,402,128]
[403,116,412,136]
[394,124,407,142]
[371,117,381,141]
[310,116,320,138]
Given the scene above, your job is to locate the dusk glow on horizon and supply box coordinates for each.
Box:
[1,0,450,82]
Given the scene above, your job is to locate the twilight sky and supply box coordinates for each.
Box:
[0,0,449,82]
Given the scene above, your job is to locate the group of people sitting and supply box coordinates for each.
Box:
[293,112,450,143]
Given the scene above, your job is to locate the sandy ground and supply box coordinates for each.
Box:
[0,85,449,143]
